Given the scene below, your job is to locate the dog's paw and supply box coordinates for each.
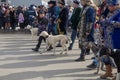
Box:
[65,53,68,55]
[64,49,67,51]
[60,52,63,55]
[40,52,43,54]
[101,68,106,72]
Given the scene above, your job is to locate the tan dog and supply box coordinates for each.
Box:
[39,31,71,55]
[116,73,120,80]
[26,25,38,40]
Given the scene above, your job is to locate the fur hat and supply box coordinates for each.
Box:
[81,0,91,3]
[48,1,56,5]
[107,0,119,6]
[73,0,80,4]
[58,0,65,5]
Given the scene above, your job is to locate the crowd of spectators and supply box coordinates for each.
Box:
[0,3,73,31]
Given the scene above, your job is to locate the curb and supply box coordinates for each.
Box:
[0,29,31,34]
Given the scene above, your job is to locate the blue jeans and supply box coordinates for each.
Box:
[69,29,77,49]
[48,24,55,35]
[101,56,112,65]
[92,58,99,67]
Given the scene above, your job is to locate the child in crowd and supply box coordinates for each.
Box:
[18,12,25,29]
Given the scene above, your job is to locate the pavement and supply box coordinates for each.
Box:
[0,34,116,80]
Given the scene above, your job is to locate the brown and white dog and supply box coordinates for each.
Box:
[39,31,71,55]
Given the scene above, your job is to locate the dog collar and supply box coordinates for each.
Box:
[45,35,49,38]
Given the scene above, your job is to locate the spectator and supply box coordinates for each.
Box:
[57,0,69,35]
[4,7,11,29]
[9,6,16,30]
[18,12,25,29]
[47,0,57,35]
[0,5,5,29]
[68,0,81,50]
[27,5,37,26]
[75,0,96,61]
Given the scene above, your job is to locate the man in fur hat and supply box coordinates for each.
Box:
[75,0,96,61]
[47,0,57,35]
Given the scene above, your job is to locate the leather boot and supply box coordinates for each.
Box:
[75,48,85,61]
[75,56,85,61]
[32,48,39,52]
[100,65,113,79]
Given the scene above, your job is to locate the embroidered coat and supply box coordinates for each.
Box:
[77,5,96,47]
[102,9,120,49]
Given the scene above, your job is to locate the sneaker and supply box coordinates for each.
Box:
[32,48,39,52]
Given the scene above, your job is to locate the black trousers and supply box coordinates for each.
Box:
[36,36,46,49]
[20,23,25,29]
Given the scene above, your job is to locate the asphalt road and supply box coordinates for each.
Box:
[0,34,116,80]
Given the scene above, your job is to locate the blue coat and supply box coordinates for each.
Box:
[111,10,120,49]
[103,9,120,49]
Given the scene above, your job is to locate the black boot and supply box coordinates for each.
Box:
[86,48,90,55]
[56,42,61,47]
[75,48,85,61]
[75,56,85,61]
[32,36,45,52]
[47,46,53,51]
[32,48,39,52]
[32,44,40,52]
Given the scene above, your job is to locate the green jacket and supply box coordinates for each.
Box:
[70,7,81,30]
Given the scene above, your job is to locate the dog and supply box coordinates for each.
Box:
[91,42,105,74]
[39,31,71,55]
[116,73,120,80]
[26,25,38,40]
[90,43,117,74]
[86,39,105,74]
[15,27,20,31]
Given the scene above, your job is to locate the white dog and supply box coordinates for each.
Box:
[26,25,38,40]
[15,27,20,31]
[39,31,71,55]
